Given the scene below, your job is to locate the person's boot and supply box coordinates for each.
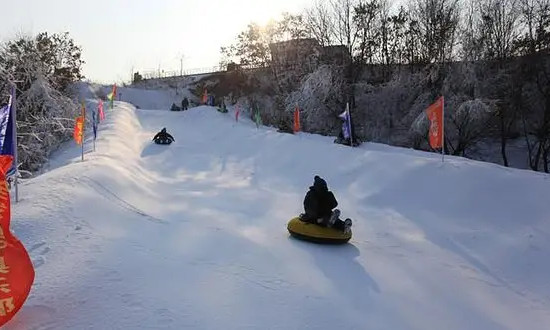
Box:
[329,209,340,227]
[344,218,352,234]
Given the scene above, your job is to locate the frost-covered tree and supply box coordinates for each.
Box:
[0,32,84,92]
[447,99,493,156]
[0,32,83,176]
[16,77,78,174]
[284,65,346,134]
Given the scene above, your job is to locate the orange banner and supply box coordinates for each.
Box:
[426,96,444,149]
[0,156,35,327]
[73,116,84,145]
[293,106,300,133]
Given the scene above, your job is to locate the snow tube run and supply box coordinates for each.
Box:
[287,217,351,244]
[154,138,172,145]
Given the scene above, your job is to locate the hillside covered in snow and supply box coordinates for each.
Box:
[5,88,550,329]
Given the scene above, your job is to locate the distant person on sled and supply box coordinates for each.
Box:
[181,97,189,110]
[299,175,352,233]
[152,127,175,145]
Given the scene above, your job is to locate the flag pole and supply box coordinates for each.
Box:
[11,84,18,203]
[348,102,353,147]
[92,112,96,152]
[441,96,445,163]
[81,102,85,162]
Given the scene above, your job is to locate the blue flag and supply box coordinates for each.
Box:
[338,106,351,140]
[0,103,14,155]
[0,105,11,152]
[92,111,98,140]
[0,88,16,176]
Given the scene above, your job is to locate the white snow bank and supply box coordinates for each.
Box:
[6,102,550,330]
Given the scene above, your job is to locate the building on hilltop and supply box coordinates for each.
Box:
[269,38,322,74]
[269,38,351,70]
[268,38,351,91]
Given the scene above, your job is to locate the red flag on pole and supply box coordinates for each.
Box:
[293,105,300,133]
[426,96,444,150]
[0,155,34,327]
[73,116,84,145]
[98,100,105,121]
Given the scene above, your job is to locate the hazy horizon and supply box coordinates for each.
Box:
[1,0,313,84]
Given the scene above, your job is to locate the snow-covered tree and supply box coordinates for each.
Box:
[284,65,347,134]
[0,32,83,177]
[447,99,493,156]
[16,77,78,174]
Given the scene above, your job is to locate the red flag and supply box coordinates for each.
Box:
[73,116,84,145]
[202,89,208,104]
[426,96,444,149]
[293,105,300,133]
[235,104,240,122]
[98,100,105,121]
[0,156,35,327]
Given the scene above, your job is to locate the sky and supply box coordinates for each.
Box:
[1,0,313,84]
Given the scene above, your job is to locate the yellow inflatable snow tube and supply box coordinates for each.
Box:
[287,216,351,244]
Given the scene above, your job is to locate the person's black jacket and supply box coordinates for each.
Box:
[153,128,175,142]
[302,176,337,222]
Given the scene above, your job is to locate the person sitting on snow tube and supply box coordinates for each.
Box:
[152,128,175,145]
[300,175,352,234]
[181,97,189,110]
[170,103,181,111]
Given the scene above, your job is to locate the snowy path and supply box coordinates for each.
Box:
[6,101,550,329]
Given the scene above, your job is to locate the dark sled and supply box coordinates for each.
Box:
[277,128,294,134]
[334,137,361,147]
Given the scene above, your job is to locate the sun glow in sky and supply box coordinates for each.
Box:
[1,0,313,83]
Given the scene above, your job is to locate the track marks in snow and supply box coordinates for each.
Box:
[29,242,50,269]
[189,259,296,292]
[29,242,47,253]
[82,176,168,224]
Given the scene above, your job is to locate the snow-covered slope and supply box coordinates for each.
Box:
[6,99,550,329]
[108,85,195,110]
[72,81,195,110]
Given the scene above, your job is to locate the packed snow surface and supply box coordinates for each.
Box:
[6,95,550,329]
